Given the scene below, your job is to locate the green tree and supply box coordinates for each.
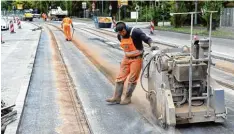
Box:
[170,1,188,28]
[1,1,13,11]
[201,1,223,30]
[12,0,33,9]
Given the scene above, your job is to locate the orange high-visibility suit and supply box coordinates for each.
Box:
[42,13,47,21]
[106,26,153,105]
[116,30,143,83]
[42,13,44,19]
[44,14,47,21]
[62,17,73,41]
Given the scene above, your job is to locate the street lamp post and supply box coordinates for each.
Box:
[195,0,198,25]
[162,4,164,26]
[135,5,139,24]
[109,4,112,17]
[118,4,122,21]
[92,2,95,16]
[102,0,103,16]
[82,2,86,18]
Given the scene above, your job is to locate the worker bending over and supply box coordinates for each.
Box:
[106,22,153,105]
[61,16,74,41]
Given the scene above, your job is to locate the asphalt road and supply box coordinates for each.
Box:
[19,19,234,134]
[53,20,234,134]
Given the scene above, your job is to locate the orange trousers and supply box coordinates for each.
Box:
[63,24,71,40]
[116,57,142,83]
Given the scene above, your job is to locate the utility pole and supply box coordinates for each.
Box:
[102,0,103,15]
[219,9,222,27]
[162,4,165,26]
[146,5,147,22]
[195,0,198,25]
[119,9,120,21]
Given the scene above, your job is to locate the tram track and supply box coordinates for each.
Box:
[46,23,234,133]
[46,24,92,134]
[46,23,170,132]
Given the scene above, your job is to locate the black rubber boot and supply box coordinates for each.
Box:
[106,81,124,104]
[120,83,137,105]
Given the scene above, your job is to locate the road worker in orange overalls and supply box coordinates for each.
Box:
[61,16,74,41]
[44,13,47,21]
[106,22,154,105]
[41,13,44,19]
[42,13,47,21]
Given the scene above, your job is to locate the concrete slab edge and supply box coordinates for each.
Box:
[101,28,234,63]
[154,29,234,40]
[96,35,234,90]
[212,76,234,90]
[4,29,42,134]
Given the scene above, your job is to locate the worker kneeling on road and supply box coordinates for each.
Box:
[61,16,74,41]
[106,22,153,105]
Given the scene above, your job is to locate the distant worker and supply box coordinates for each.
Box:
[61,16,74,41]
[44,13,47,21]
[106,22,154,105]
[42,13,47,21]
[42,13,44,19]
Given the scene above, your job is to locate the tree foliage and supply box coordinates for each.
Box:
[201,1,223,30]
[1,0,224,28]
[170,1,188,28]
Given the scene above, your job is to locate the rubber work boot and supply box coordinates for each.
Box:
[120,83,137,105]
[106,81,124,104]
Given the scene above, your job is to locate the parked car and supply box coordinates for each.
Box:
[33,13,41,19]
[1,18,9,30]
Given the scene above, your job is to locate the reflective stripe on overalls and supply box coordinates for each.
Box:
[116,27,143,83]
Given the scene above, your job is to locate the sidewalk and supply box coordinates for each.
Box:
[1,21,41,133]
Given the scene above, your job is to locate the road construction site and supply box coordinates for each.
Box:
[1,18,234,134]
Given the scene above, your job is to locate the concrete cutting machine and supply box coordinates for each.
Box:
[141,11,227,127]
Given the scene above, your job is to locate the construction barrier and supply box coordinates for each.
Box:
[17,18,22,29]
[1,34,5,44]
[150,20,154,35]
[10,20,16,34]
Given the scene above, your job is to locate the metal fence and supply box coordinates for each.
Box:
[220,8,234,27]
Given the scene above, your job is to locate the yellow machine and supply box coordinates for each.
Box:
[23,10,33,21]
